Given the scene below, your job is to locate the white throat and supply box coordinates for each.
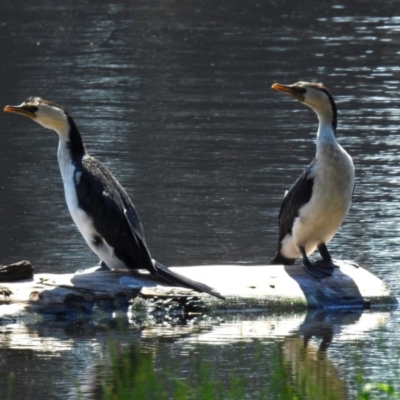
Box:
[36,105,70,139]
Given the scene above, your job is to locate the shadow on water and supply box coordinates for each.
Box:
[299,308,364,351]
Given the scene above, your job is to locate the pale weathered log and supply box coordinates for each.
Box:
[0,260,395,316]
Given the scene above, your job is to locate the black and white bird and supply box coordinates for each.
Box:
[4,97,223,299]
[270,82,355,279]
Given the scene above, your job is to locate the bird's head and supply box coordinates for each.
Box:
[4,97,70,137]
[272,81,337,130]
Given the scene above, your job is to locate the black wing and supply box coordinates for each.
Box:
[77,155,224,299]
[277,159,316,244]
[76,155,157,273]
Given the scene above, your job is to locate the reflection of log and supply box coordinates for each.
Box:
[0,260,396,315]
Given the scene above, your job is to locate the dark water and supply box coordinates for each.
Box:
[1,0,400,398]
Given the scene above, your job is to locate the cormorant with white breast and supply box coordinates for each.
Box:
[4,97,224,299]
[270,82,355,279]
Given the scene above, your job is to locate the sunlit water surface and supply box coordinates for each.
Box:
[1,0,400,398]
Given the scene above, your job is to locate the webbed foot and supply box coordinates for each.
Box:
[303,259,336,279]
[301,245,337,279]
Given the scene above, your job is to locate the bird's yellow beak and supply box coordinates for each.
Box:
[271,83,292,93]
[4,105,37,119]
[271,83,305,102]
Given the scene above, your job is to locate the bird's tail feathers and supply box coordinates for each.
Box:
[154,261,225,300]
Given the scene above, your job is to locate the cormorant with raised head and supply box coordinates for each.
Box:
[270,82,355,279]
[4,97,223,299]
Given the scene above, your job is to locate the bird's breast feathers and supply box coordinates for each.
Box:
[298,144,354,232]
[315,143,354,193]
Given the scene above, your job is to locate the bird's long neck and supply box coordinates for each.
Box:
[57,114,86,166]
[57,115,87,190]
[316,119,337,148]
[315,100,337,148]
[65,115,86,161]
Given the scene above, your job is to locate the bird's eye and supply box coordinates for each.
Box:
[24,105,38,113]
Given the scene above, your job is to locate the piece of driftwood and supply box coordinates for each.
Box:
[0,260,33,282]
[0,260,396,316]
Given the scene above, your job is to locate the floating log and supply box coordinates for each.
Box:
[0,260,396,316]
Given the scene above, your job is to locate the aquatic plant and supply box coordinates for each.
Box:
[92,340,400,400]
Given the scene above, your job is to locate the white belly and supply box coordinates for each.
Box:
[281,143,354,259]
